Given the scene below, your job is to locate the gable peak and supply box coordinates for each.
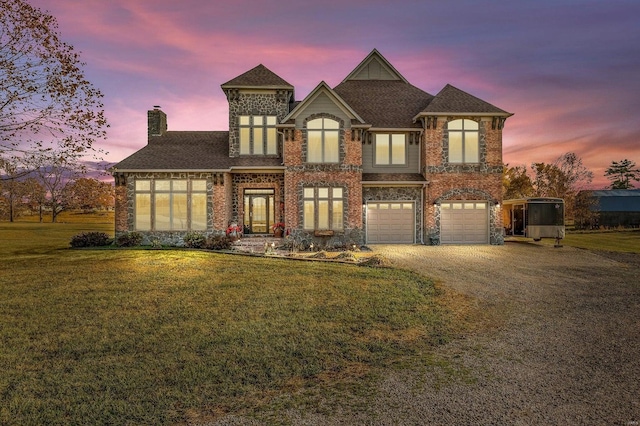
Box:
[221,63,293,89]
[341,49,409,84]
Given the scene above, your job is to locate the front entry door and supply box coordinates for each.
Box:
[244,189,275,234]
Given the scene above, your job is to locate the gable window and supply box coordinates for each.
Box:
[303,186,344,231]
[239,115,277,155]
[307,118,339,163]
[375,133,406,165]
[134,179,207,231]
[448,119,479,163]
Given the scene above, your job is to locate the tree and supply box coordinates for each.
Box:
[573,190,599,230]
[531,152,594,220]
[63,177,114,212]
[604,159,640,189]
[1,0,107,172]
[503,164,534,199]
[21,176,45,221]
[28,152,77,222]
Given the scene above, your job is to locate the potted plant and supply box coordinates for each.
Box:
[272,222,285,238]
[226,223,243,240]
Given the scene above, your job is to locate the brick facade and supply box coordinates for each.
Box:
[112,50,511,246]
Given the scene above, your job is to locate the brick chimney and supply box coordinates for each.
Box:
[148,106,167,140]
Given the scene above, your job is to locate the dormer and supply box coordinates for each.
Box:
[221,65,294,157]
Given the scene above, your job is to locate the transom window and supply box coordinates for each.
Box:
[303,186,344,231]
[447,119,479,163]
[134,179,207,231]
[239,115,277,155]
[307,118,339,163]
[375,133,406,165]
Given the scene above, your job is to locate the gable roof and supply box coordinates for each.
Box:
[334,80,433,128]
[417,84,512,117]
[282,81,365,124]
[221,64,293,90]
[341,49,409,84]
[111,131,283,171]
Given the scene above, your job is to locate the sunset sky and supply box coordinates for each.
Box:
[28,0,640,188]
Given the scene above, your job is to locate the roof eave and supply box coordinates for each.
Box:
[412,111,514,122]
[361,181,428,187]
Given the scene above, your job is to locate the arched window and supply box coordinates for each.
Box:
[307,118,339,163]
[447,119,479,163]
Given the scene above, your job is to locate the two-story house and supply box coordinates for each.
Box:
[111,49,512,246]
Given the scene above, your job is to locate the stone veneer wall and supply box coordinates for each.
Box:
[423,118,504,245]
[281,126,364,246]
[362,186,424,243]
[227,92,290,157]
[116,172,216,246]
[424,118,503,175]
[231,173,285,227]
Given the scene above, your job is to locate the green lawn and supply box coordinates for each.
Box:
[544,229,640,253]
[0,221,453,425]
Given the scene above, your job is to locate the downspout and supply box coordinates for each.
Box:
[277,130,285,166]
[420,185,425,245]
[418,128,425,245]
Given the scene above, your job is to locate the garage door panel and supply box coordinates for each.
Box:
[441,201,488,244]
[367,202,415,244]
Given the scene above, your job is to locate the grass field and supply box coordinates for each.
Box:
[0,219,454,425]
[540,229,640,253]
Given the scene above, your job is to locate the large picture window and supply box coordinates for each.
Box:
[375,133,406,165]
[447,119,479,163]
[307,118,339,163]
[134,179,207,231]
[239,115,277,155]
[303,186,344,231]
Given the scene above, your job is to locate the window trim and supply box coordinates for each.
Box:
[302,186,344,231]
[447,119,479,164]
[239,115,278,156]
[306,117,340,164]
[134,179,208,231]
[374,133,407,166]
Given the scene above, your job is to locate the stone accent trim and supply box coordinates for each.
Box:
[232,173,285,226]
[301,113,346,165]
[227,92,290,157]
[362,186,424,244]
[431,187,503,245]
[116,172,216,244]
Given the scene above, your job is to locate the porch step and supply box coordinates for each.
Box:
[232,235,287,254]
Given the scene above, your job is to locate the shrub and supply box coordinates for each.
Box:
[116,231,143,247]
[70,232,112,248]
[205,234,233,250]
[184,232,206,248]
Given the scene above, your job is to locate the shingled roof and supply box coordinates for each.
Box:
[420,84,511,115]
[112,131,283,171]
[221,64,293,89]
[334,80,434,128]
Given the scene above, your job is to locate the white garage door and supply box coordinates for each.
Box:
[440,201,489,244]
[367,202,415,244]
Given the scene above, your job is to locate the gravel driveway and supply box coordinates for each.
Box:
[369,242,640,425]
[212,242,640,425]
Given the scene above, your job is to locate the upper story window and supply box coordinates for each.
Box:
[239,115,277,155]
[375,133,406,165]
[134,179,207,231]
[447,119,479,163]
[307,118,339,163]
